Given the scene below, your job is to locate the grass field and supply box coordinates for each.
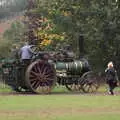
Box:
[0,94,120,120]
[0,85,120,120]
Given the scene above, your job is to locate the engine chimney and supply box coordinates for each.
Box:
[78,35,84,58]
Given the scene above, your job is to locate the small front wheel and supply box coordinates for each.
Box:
[81,71,100,93]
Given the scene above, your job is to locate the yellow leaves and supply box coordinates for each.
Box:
[37,32,51,47]
[48,11,52,15]
[24,12,65,49]
[46,34,65,41]
[62,11,71,16]
[40,39,52,46]
[37,31,65,48]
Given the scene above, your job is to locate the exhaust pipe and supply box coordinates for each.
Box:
[78,35,84,58]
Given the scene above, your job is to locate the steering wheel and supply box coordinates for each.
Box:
[30,45,40,55]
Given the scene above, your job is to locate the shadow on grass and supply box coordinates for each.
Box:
[0,83,119,96]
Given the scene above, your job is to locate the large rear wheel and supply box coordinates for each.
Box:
[25,60,56,94]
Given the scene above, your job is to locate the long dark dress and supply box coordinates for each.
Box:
[105,67,118,95]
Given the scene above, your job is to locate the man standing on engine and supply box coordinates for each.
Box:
[19,42,33,65]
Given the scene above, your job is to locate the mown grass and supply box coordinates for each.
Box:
[0,84,120,120]
[0,94,120,120]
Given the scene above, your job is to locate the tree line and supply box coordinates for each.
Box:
[24,0,120,73]
[1,0,120,76]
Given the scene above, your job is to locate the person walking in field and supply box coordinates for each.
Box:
[105,61,119,95]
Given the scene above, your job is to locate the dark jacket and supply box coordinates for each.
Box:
[105,67,118,85]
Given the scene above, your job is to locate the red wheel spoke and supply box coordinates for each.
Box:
[33,65,38,72]
[40,63,45,71]
[44,73,54,78]
[32,80,40,88]
[45,78,54,82]
[42,67,48,75]
[31,80,38,87]
[34,81,40,89]
[30,78,38,82]
[30,74,36,78]
[36,65,42,75]
[31,71,38,76]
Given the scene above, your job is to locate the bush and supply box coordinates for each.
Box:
[0,39,12,58]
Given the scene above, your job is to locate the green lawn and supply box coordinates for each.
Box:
[0,83,120,120]
[0,92,120,120]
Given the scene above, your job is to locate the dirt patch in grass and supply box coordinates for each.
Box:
[0,107,120,117]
